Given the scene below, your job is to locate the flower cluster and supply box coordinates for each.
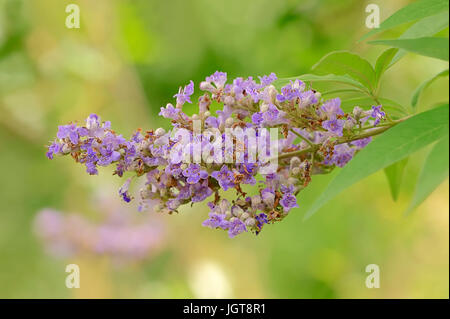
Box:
[46,71,389,237]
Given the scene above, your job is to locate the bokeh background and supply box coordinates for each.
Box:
[0,0,448,298]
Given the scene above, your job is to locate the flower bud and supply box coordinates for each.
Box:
[240,212,250,221]
[232,206,243,218]
[267,85,278,103]
[245,218,256,227]
[225,117,234,127]
[352,106,363,119]
[290,156,301,167]
[344,117,356,129]
[224,96,235,106]
[204,111,211,117]
[200,81,215,92]
[251,195,261,208]
[261,191,275,207]
[315,91,321,99]
[260,103,269,113]
[62,143,71,154]
[155,127,166,137]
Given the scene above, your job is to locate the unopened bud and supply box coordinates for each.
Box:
[225,117,234,127]
[200,81,215,92]
[245,218,256,227]
[224,96,235,105]
[240,212,250,221]
[353,106,363,119]
[155,127,166,137]
[267,85,278,103]
[232,206,243,218]
[290,156,301,167]
[260,103,269,113]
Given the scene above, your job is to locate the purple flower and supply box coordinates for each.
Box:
[299,90,318,107]
[211,165,235,190]
[280,192,298,212]
[371,105,385,126]
[331,144,355,167]
[321,98,344,116]
[276,79,304,102]
[205,116,219,128]
[280,184,295,194]
[227,218,247,238]
[258,72,277,86]
[206,71,227,88]
[119,178,133,202]
[159,103,180,120]
[251,112,263,125]
[46,141,62,159]
[182,164,208,184]
[190,180,213,202]
[174,80,194,105]
[262,104,280,123]
[86,162,98,175]
[202,213,229,230]
[351,137,372,149]
[57,124,79,144]
[255,213,268,233]
[322,117,345,136]
[238,164,256,185]
[97,147,121,166]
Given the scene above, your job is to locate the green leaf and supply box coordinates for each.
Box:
[411,69,449,110]
[384,158,409,201]
[360,0,449,41]
[374,48,399,86]
[304,104,449,220]
[273,74,367,91]
[391,11,450,65]
[340,97,408,117]
[369,37,449,61]
[311,51,377,93]
[406,136,449,214]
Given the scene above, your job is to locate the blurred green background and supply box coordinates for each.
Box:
[0,0,448,298]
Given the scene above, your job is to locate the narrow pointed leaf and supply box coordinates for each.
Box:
[384,158,409,201]
[375,48,399,85]
[406,136,449,214]
[411,69,449,109]
[304,104,449,220]
[369,37,449,61]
